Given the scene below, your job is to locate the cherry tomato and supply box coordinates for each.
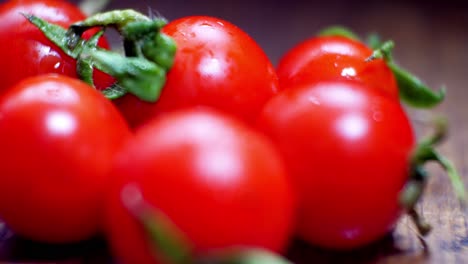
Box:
[105,108,295,264]
[277,36,398,99]
[256,81,414,249]
[0,74,131,243]
[0,0,113,93]
[114,16,279,128]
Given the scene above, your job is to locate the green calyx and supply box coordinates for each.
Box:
[317,25,445,109]
[317,25,361,41]
[368,41,445,108]
[400,116,466,236]
[121,184,292,264]
[25,9,177,102]
[121,184,193,264]
[198,248,293,264]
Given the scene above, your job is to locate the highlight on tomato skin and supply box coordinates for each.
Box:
[0,0,114,94]
[256,80,415,250]
[104,107,296,264]
[113,15,280,129]
[0,74,132,243]
[276,36,399,100]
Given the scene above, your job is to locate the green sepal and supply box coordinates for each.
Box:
[120,19,168,41]
[26,11,177,103]
[198,248,292,264]
[400,116,466,237]
[25,14,107,88]
[69,9,151,35]
[119,19,176,68]
[141,32,177,70]
[24,14,80,59]
[76,30,106,86]
[369,41,445,108]
[366,33,382,50]
[409,116,465,204]
[100,84,127,100]
[388,62,446,108]
[317,25,361,41]
[121,184,193,264]
[84,49,167,102]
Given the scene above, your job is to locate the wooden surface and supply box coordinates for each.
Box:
[2,0,468,263]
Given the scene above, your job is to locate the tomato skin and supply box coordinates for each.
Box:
[0,74,131,243]
[0,0,113,93]
[277,36,398,99]
[256,81,414,249]
[114,16,279,128]
[105,108,295,264]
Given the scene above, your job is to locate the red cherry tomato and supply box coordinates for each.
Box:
[0,0,113,93]
[0,74,131,243]
[114,16,279,128]
[105,108,295,264]
[256,81,414,249]
[277,36,398,99]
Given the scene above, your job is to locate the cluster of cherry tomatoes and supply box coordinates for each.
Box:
[0,0,457,263]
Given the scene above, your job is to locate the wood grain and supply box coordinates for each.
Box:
[2,0,468,263]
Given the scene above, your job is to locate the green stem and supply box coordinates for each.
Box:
[121,184,193,264]
[408,208,432,236]
[197,248,292,264]
[366,33,382,50]
[77,30,105,86]
[400,115,467,237]
[25,10,177,103]
[68,9,151,39]
[317,25,361,41]
[100,83,127,99]
[366,40,394,62]
[434,153,466,203]
[399,170,427,209]
[83,49,167,102]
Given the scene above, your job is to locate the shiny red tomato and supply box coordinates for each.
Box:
[105,108,295,264]
[277,36,398,99]
[0,0,113,93]
[256,81,415,249]
[0,74,131,243]
[114,16,279,128]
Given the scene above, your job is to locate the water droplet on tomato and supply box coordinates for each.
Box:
[373,111,383,122]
